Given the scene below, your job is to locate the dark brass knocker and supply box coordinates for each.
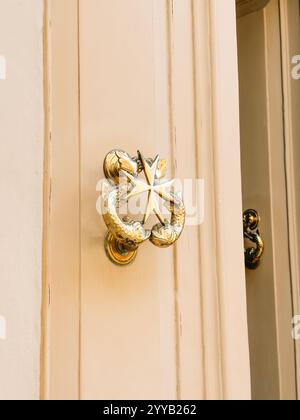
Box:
[243,209,264,270]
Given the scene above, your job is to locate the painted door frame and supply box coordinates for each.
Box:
[41,0,251,400]
[279,0,300,399]
[237,0,299,400]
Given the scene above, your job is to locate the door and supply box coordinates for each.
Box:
[42,0,251,400]
[237,0,300,400]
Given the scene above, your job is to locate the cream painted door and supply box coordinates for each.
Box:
[237,0,300,400]
[42,0,251,400]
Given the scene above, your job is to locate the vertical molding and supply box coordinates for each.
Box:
[42,0,81,400]
[208,0,251,400]
[262,0,296,400]
[77,0,82,401]
[192,0,224,400]
[40,0,50,400]
[168,0,251,400]
[167,0,205,399]
[0,0,44,400]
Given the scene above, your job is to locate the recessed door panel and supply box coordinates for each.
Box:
[79,0,177,400]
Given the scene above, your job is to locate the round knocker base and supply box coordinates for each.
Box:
[104,232,138,266]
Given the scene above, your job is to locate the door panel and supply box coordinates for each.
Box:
[80,0,209,399]
[44,0,251,400]
[80,2,177,399]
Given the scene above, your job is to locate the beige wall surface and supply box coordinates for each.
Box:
[0,0,44,400]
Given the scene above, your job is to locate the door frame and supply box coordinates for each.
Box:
[279,0,300,399]
[41,0,251,400]
[237,0,299,400]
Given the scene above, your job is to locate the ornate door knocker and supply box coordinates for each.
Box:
[101,150,185,266]
[243,209,264,270]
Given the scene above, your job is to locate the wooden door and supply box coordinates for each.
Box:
[237,0,300,400]
[42,0,251,400]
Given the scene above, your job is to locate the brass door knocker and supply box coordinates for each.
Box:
[101,150,185,266]
[243,209,264,270]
